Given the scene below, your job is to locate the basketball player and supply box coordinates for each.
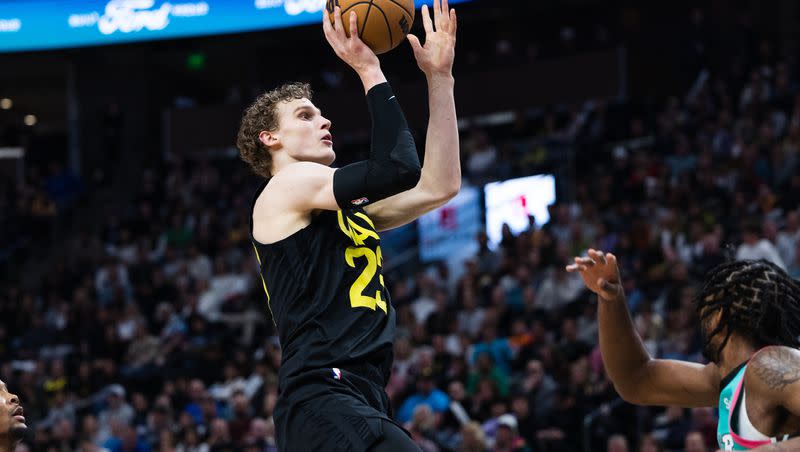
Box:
[0,380,27,451]
[567,250,800,451]
[236,0,458,451]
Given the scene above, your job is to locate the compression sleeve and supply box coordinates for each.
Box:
[332,82,421,208]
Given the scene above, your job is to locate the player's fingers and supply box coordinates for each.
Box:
[322,15,338,47]
[349,11,359,40]
[606,253,617,267]
[421,4,433,34]
[407,34,423,54]
[566,264,585,273]
[596,251,607,265]
[574,257,595,267]
[432,0,441,27]
[322,9,334,36]
[589,249,606,265]
[333,6,344,35]
[450,8,457,35]
[439,0,449,29]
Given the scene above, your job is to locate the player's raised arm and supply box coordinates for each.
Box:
[567,249,720,407]
[319,7,422,209]
[365,0,460,231]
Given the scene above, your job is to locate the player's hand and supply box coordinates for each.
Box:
[565,249,623,302]
[323,7,380,76]
[407,0,457,77]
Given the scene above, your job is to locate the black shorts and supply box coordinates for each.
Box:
[274,367,410,452]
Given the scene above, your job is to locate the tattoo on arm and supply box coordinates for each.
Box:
[752,347,800,391]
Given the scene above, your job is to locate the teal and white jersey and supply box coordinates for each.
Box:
[717,361,795,450]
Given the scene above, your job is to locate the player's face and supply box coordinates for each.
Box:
[0,380,26,436]
[699,306,724,363]
[273,98,335,166]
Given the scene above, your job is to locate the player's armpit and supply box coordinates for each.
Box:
[746,346,800,415]
[621,359,720,408]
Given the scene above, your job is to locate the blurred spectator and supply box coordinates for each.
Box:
[398,369,451,424]
[650,406,691,450]
[121,321,161,380]
[637,434,663,452]
[684,430,708,452]
[789,241,800,280]
[606,435,629,452]
[492,414,531,452]
[467,352,509,399]
[98,385,134,445]
[777,211,800,265]
[206,418,234,450]
[520,360,558,426]
[736,219,786,269]
[226,391,252,443]
[458,421,488,452]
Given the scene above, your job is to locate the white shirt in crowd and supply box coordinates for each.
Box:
[776,230,800,268]
[736,239,786,270]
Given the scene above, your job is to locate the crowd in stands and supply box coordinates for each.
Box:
[2,5,800,452]
[0,162,83,273]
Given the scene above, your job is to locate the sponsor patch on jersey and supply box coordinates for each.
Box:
[332,368,342,380]
[351,197,369,206]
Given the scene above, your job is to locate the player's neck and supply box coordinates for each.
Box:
[0,435,16,452]
[718,335,757,377]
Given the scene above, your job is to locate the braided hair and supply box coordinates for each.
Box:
[695,259,800,363]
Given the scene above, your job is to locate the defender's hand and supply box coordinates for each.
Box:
[407,0,457,77]
[566,249,623,302]
[323,7,380,76]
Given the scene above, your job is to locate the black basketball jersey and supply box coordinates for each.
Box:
[250,181,396,389]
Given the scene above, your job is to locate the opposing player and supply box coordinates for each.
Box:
[236,1,459,451]
[567,251,800,451]
[0,380,27,451]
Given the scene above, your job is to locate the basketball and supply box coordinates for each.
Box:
[326,0,416,55]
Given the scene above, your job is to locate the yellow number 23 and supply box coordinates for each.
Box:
[344,246,387,314]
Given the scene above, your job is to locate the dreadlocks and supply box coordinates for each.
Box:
[695,259,800,363]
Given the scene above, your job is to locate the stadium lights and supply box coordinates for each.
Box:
[0,98,11,110]
[23,114,37,126]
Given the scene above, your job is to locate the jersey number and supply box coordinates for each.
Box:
[345,246,387,313]
[721,434,734,450]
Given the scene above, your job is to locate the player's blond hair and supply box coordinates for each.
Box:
[237,82,312,178]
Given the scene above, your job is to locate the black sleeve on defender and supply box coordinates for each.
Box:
[332,82,421,208]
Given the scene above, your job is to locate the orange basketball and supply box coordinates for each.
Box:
[326,0,415,55]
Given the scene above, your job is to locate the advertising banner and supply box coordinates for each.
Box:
[0,0,472,53]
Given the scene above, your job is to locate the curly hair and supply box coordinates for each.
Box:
[695,259,800,363]
[236,82,312,178]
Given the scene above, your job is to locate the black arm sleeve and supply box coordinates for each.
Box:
[332,82,421,208]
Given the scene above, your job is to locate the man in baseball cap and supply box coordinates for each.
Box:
[494,413,531,452]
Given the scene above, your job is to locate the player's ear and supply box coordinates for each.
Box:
[259,130,280,148]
